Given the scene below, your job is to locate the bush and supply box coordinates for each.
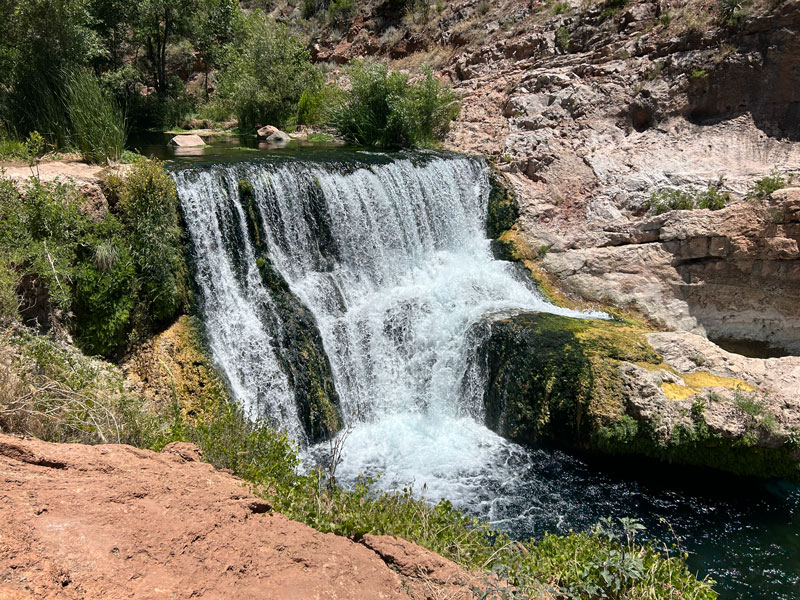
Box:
[109,158,188,331]
[296,85,344,126]
[215,12,322,129]
[646,185,728,215]
[748,172,787,200]
[330,61,460,148]
[0,328,161,446]
[0,159,187,357]
[64,69,127,163]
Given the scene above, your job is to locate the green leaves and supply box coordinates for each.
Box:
[330,61,460,149]
[214,11,322,129]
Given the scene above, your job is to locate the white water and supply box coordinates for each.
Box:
[175,152,605,508]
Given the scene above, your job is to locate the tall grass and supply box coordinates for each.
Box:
[64,69,126,163]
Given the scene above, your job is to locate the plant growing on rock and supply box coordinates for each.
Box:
[747,171,787,200]
[645,185,728,215]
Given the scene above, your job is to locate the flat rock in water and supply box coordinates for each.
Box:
[169,134,206,147]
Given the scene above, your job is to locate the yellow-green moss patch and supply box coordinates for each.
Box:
[662,372,755,401]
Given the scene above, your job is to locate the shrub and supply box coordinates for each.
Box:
[0,159,186,357]
[0,328,161,446]
[748,172,787,200]
[646,185,728,215]
[556,26,570,52]
[64,69,127,163]
[216,11,322,129]
[109,158,188,332]
[296,85,345,126]
[330,61,460,148]
[0,137,28,161]
[720,0,749,25]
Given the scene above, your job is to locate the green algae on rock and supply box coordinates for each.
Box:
[477,312,800,479]
[239,178,342,441]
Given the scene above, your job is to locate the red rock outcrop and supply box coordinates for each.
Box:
[0,435,483,600]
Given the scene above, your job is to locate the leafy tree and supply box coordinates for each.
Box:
[215,10,322,129]
[133,0,198,95]
[193,0,240,98]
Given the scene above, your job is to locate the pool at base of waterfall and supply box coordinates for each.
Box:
[170,147,799,600]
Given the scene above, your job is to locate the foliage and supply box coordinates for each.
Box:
[215,11,322,129]
[598,0,630,21]
[296,85,345,126]
[556,26,571,52]
[646,185,728,215]
[747,171,787,200]
[0,0,101,144]
[0,159,186,357]
[720,0,750,26]
[133,0,199,94]
[0,328,161,446]
[108,158,188,332]
[64,69,127,163]
[330,61,460,148]
[193,0,239,97]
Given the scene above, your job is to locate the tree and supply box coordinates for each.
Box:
[193,0,240,98]
[215,11,322,128]
[133,0,198,95]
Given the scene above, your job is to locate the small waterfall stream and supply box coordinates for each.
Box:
[174,151,799,599]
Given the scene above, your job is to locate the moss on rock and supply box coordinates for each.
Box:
[480,313,660,445]
[239,179,342,442]
[124,315,229,420]
[479,312,799,479]
[486,168,519,240]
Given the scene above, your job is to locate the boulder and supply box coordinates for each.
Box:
[168,134,206,147]
[257,125,290,143]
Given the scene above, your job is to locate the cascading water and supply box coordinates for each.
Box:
[176,152,601,491]
[174,150,799,599]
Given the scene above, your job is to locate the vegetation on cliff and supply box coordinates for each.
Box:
[0,158,187,357]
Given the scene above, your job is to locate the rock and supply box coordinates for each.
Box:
[0,434,482,600]
[476,312,800,478]
[168,134,206,147]
[256,125,290,143]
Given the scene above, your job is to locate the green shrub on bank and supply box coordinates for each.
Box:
[645,185,729,215]
[215,11,322,129]
[296,85,345,127]
[109,158,188,331]
[330,61,460,148]
[748,172,787,200]
[0,159,186,357]
[0,328,161,446]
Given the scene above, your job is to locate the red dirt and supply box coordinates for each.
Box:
[0,434,484,599]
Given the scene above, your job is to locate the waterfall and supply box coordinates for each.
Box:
[174,151,601,500]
